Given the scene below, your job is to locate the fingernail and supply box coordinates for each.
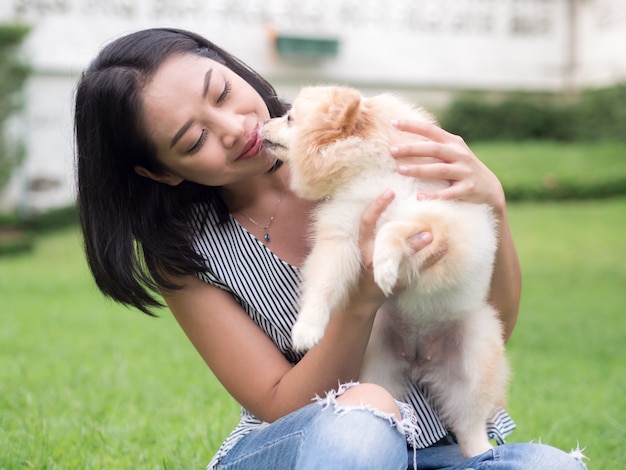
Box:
[411,231,432,243]
[397,165,408,174]
[417,193,428,201]
[390,119,399,127]
[390,145,399,155]
[383,189,395,199]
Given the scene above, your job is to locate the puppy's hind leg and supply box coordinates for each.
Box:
[373,219,445,295]
[423,310,509,458]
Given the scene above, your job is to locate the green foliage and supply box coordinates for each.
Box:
[0,23,30,115]
[0,226,33,256]
[0,23,31,192]
[441,96,573,142]
[24,204,79,232]
[440,84,626,143]
[0,204,78,256]
[575,84,626,142]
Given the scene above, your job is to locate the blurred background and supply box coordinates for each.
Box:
[1,1,625,468]
[0,0,624,214]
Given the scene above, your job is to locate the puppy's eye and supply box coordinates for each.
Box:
[287,113,294,122]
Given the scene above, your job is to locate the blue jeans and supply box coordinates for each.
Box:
[217,401,586,469]
[408,442,587,469]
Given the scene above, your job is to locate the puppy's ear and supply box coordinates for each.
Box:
[327,87,362,134]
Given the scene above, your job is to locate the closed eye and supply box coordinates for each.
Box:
[217,80,232,104]
[188,129,207,154]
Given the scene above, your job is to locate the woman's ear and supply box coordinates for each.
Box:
[134,165,183,186]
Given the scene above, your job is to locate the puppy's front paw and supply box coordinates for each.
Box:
[291,320,325,352]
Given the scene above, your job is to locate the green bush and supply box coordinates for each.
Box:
[575,84,626,141]
[0,23,31,192]
[440,84,626,143]
[25,204,79,232]
[0,226,33,256]
[0,205,77,256]
[441,97,574,142]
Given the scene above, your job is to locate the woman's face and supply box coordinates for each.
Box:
[139,53,276,187]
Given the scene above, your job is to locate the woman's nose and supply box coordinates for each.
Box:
[219,113,245,149]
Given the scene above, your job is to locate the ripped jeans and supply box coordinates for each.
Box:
[217,387,587,470]
[217,399,407,469]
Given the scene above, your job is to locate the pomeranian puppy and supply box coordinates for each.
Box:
[262,85,509,457]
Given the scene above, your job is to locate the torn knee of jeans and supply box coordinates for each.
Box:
[314,382,422,451]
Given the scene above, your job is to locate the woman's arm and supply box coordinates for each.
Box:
[165,276,376,423]
[389,120,521,341]
[164,191,434,423]
[486,207,521,341]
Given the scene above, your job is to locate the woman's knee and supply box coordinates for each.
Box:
[297,389,408,470]
[335,382,402,420]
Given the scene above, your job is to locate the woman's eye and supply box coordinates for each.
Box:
[188,129,207,154]
[217,80,232,104]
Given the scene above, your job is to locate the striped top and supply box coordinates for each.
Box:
[189,202,516,470]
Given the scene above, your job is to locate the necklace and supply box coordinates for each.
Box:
[237,180,288,243]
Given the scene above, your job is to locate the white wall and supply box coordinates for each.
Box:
[575,0,626,87]
[0,0,624,211]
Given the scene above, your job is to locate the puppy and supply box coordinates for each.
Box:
[262,85,509,457]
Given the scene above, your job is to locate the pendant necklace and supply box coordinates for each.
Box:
[238,181,288,243]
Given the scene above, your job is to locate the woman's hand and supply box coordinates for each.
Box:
[389,119,521,340]
[389,120,505,213]
[356,189,434,304]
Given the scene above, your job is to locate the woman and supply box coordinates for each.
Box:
[74,28,585,469]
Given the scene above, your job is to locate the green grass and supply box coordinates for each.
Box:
[474,140,626,200]
[505,198,626,468]
[0,230,239,469]
[1,198,625,468]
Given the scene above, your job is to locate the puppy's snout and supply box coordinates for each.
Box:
[260,121,288,150]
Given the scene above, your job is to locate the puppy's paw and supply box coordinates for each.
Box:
[291,320,325,352]
[458,438,493,459]
[373,254,400,296]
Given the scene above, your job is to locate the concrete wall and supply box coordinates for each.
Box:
[0,0,624,211]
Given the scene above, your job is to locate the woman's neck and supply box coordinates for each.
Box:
[219,164,290,215]
[220,164,315,267]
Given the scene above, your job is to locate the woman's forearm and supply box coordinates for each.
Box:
[264,296,380,421]
[489,206,522,342]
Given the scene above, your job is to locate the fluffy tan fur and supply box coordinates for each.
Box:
[262,85,509,457]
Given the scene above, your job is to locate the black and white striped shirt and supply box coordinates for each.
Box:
[189,202,515,470]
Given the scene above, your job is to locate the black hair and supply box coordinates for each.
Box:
[74,28,288,315]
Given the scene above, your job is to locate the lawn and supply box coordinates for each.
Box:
[0,229,239,469]
[505,198,626,469]
[473,140,626,200]
[1,197,625,469]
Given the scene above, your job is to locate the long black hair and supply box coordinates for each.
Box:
[74,28,288,315]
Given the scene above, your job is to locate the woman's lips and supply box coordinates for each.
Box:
[236,127,263,161]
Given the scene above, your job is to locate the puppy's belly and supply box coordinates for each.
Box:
[382,309,463,365]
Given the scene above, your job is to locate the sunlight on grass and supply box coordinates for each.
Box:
[0,229,239,469]
[505,198,626,468]
[475,141,626,200]
[1,198,624,468]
